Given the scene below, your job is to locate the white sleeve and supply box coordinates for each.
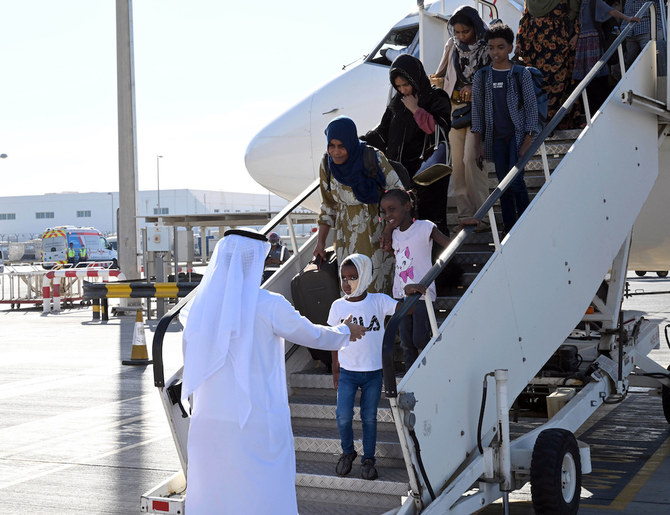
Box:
[382,295,400,318]
[273,294,350,351]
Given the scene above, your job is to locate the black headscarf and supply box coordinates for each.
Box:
[389,54,433,96]
[366,54,451,174]
[448,5,488,41]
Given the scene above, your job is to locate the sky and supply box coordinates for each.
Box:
[0,0,416,198]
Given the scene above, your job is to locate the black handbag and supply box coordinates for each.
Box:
[451,103,472,130]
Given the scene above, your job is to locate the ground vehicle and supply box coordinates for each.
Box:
[41,226,117,267]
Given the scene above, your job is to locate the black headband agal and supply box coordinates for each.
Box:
[223,228,268,242]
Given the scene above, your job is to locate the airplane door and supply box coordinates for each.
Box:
[419,9,449,75]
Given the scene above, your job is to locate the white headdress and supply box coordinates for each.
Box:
[181,228,270,427]
[340,253,373,299]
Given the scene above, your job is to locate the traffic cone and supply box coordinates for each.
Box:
[122,310,153,366]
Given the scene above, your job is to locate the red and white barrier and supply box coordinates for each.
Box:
[42,269,126,314]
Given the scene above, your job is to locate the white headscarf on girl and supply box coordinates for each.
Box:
[340,253,373,299]
[181,228,270,428]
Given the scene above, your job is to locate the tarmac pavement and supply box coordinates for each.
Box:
[0,273,669,514]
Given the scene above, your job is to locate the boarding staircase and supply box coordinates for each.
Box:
[147,5,666,512]
[383,17,665,514]
[289,22,663,515]
[273,124,582,514]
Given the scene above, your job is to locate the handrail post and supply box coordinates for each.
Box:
[539,142,550,182]
[582,90,592,125]
[488,209,501,250]
[425,297,438,337]
[286,216,300,268]
[618,46,626,78]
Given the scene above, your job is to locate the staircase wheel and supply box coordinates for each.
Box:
[661,366,670,424]
[635,271,647,277]
[530,428,581,515]
[657,271,668,278]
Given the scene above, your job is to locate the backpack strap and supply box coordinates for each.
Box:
[512,65,524,111]
[362,145,379,180]
[321,153,331,191]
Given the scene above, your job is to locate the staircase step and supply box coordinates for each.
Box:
[290,370,402,390]
[297,499,398,515]
[488,174,546,190]
[290,396,395,424]
[293,414,397,434]
[450,250,493,267]
[293,425,403,460]
[297,451,406,469]
[295,460,409,509]
[536,141,572,156]
[547,128,582,140]
[433,296,461,312]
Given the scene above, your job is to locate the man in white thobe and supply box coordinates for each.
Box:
[181,228,364,514]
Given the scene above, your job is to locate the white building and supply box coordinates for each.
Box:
[0,189,290,241]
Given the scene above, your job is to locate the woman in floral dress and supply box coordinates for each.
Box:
[515,0,581,128]
[314,116,404,294]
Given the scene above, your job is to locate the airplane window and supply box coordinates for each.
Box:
[367,25,419,66]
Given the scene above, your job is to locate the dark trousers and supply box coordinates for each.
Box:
[399,301,431,371]
[492,136,530,233]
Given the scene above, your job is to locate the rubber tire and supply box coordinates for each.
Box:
[657,271,668,278]
[530,428,581,515]
[111,259,119,269]
[635,271,647,277]
[662,366,670,424]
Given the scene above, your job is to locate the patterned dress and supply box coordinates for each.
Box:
[318,151,403,295]
[573,0,612,80]
[515,2,581,128]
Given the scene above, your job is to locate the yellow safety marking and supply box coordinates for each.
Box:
[42,230,66,238]
[581,432,670,510]
[154,284,179,298]
[104,284,132,298]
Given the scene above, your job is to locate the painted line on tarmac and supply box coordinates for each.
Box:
[0,434,171,490]
[581,432,670,510]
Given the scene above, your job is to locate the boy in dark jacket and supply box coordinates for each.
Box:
[471,24,539,233]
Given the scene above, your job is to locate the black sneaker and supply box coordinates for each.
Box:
[360,458,378,480]
[335,452,357,476]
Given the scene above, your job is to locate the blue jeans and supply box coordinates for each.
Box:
[336,368,383,462]
[399,301,430,371]
[492,136,530,232]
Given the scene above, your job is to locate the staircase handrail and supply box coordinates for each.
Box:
[151,178,320,387]
[381,2,657,397]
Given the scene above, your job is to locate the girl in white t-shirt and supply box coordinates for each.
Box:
[380,189,477,371]
[328,253,422,482]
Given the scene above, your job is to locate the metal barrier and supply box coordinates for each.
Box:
[83,281,198,321]
[0,264,47,309]
[42,269,126,315]
[83,281,198,299]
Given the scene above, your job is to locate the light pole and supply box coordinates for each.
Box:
[156,155,163,215]
[107,192,115,234]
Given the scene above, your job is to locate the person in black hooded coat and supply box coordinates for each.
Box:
[363,54,452,235]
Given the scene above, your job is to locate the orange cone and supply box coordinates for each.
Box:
[122,310,153,366]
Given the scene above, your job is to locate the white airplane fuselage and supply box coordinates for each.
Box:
[244,0,670,272]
